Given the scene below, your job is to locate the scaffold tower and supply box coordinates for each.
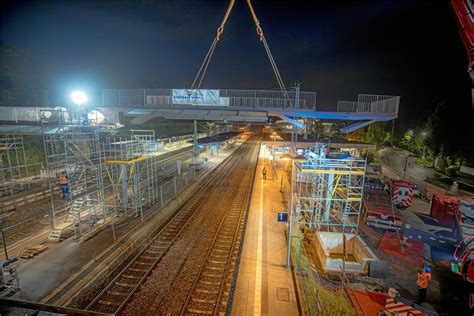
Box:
[293,155,366,233]
[41,109,106,240]
[102,130,162,219]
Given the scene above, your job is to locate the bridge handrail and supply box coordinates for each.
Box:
[337,94,400,115]
[102,88,317,109]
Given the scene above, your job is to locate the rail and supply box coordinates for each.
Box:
[179,148,256,315]
[84,140,252,314]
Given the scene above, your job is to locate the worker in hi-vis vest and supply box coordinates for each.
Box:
[59,171,69,199]
[417,265,432,303]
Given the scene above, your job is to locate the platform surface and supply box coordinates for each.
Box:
[232,147,298,316]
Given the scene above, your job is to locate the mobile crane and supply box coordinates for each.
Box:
[451,0,474,104]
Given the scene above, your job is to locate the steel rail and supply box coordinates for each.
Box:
[179,142,258,315]
[84,140,253,314]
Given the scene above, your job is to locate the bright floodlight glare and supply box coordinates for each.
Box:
[71,91,88,106]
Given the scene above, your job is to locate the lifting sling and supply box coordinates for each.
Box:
[191,0,292,108]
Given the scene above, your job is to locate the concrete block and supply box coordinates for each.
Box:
[368,260,388,278]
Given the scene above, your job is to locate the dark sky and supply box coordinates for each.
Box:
[0,0,472,128]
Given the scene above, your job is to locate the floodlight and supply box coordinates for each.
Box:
[71,90,88,106]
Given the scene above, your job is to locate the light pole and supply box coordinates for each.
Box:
[271,133,277,175]
[281,153,294,268]
[421,131,427,160]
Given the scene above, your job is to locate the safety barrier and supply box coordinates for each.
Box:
[337,94,400,115]
[102,88,317,109]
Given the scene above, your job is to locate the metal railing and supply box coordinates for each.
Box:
[337,94,400,115]
[102,88,317,109]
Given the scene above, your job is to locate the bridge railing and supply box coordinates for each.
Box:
[102,88,317,109]
[337,94,399,115]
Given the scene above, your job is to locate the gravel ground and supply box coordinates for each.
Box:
[121,144,258,315]
[121,171,240,315]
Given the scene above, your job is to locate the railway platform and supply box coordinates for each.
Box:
[232,151,298,315]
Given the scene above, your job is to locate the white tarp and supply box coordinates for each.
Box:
[172,89,227,106]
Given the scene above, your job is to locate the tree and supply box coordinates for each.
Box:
[401,130,414,148]
[365,122,386,146]
[346,128,366,142]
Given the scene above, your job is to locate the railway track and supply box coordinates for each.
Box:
[84,139,255,314]
[180,162,255,315]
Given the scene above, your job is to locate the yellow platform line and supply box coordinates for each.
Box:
[254,172,264,315]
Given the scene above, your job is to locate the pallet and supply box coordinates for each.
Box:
[19,244,48,259]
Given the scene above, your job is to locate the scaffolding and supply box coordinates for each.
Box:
[41,109,106,240]
[102,130,165,219]
[0,135,31,197]
[293,156,366,233]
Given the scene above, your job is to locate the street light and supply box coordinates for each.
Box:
[420,131,428,160]
[286,154,295,268]
[71,90,88,106]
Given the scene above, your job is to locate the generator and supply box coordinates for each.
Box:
[0,257,20,297]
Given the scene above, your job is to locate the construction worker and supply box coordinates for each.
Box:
[417,265,432,303]
[59,171,69,199]
[262,167,267,180]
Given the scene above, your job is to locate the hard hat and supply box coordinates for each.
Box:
[424,266,431,273]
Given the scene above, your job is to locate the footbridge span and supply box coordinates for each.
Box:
[102,88,399,133]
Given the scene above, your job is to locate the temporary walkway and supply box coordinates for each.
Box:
[232,148,298,315]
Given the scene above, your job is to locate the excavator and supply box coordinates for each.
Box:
[451,0,474,105]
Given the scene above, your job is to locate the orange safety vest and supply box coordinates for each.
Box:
[59,174,69,185]
[417,271,431,289]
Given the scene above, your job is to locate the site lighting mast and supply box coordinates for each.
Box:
[71,90,88,107]
[70,90,89,125]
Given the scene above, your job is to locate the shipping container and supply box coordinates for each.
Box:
[364,188,402,230]
[389,179,413,208]
[429,194,459,228]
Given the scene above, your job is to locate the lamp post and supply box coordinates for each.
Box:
[281,153,294,268]
[421,131,427,160]
[271,133,277,172]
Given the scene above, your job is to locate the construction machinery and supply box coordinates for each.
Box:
[451,0,474,104]
[0,257,19,297]
[389,179,414,209]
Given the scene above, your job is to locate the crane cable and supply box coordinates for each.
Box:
[191,0,235,89]
[192,0,293,109]
[246,0,292,107]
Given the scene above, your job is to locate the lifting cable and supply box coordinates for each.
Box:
[191,0,293,108]
[191,0,235,89]
[246,0,292,107]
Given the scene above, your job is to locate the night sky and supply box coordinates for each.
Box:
[1,0,472,130]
